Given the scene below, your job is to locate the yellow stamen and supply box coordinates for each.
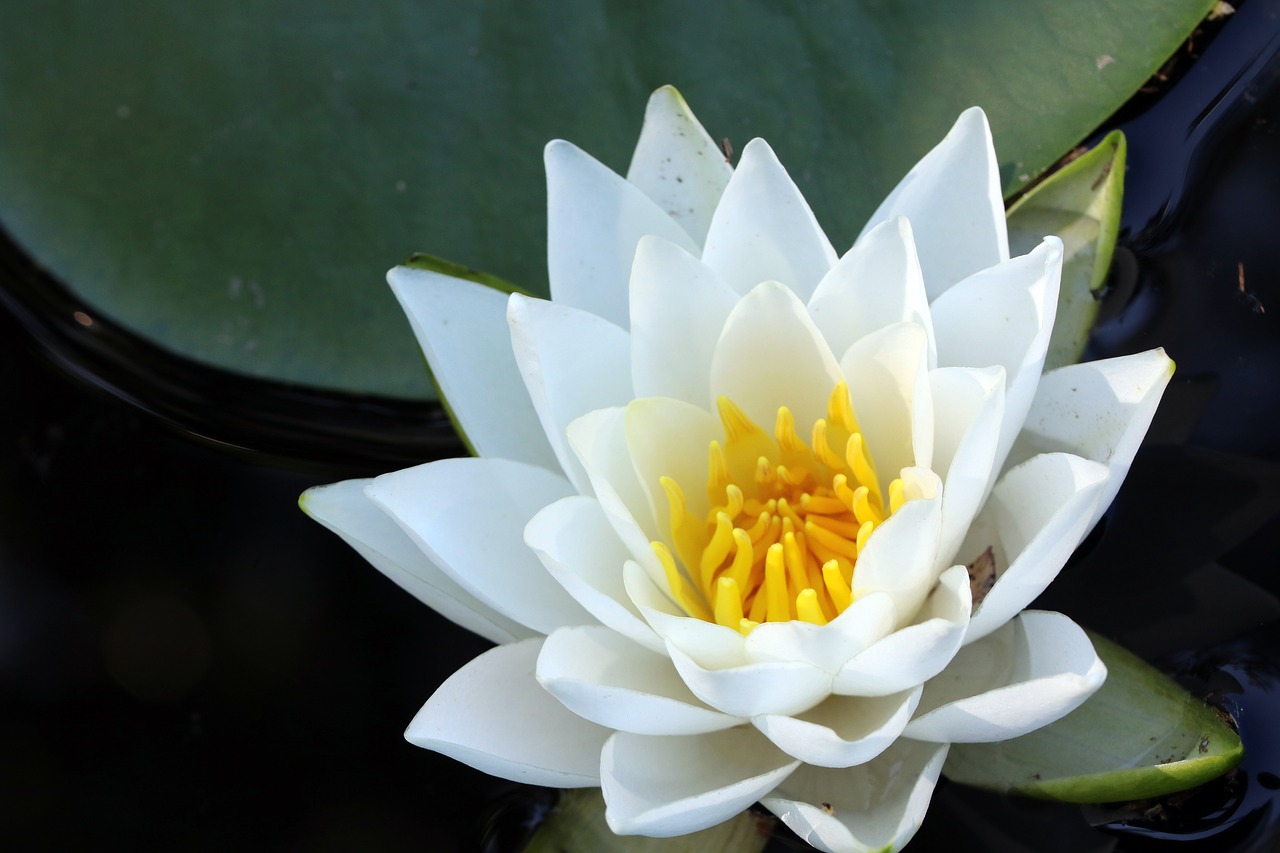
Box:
[714,577,745,629]
[717,396,761,444]
[796,588,828,625]
[765,543,790,621]
[827,382,858,432]
[652,541,712,621]
[700,512,735,589]
[889,478,906,514]
[822,560,853,611]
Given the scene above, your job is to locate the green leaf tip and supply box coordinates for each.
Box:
[1008,130,1127,371]
[944,632,1242,804]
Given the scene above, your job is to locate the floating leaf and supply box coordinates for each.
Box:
[944,632,1243,803]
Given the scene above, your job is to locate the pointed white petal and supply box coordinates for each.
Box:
[629,236,738,406]
[929,238,1063,469]
[666,642,831,718]
[858,107,1008,301]
[753,688,921,768]
[508,294,633,494]
[302,479,531,644]
[406,638,610,787]
[761,740,948,853]
[388,267,558,470]
[602,728,799,836]
[835,565,971,697]
[625,396,722,539]
[546,139,698,329]
[626,85,733,247]
[526,496,664,653]
[701,138,837,301]
[367,458,591,635]
[962,453,1109,642]
[743,592,896,674]
[906,611,1106,743]
[929,366,1006,566]
[850,468,943,628]
[840,322,935,484]
[538,625,745,735]
[710,280,844,430]
[808,217,936,366]
[1012,348,1175,529]
[567,407,663,578]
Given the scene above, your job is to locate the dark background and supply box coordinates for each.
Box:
[3,2,1280,851]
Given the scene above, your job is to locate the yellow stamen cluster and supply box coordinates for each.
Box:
[652,382,912,635]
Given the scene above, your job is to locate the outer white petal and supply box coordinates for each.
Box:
[835,565,971,697]
[904,611,1106,743]
[629,236,738,406]
[710,280,844,432]
[808,216,936,366]
[626,85,733,247]
[366,458,591,635]
[930,238,1063,470]
[850,468,943,629]
[406,638,610,787]
[1012,348,1175,530]
[602,728,800,837]
[753,688,921,768]
[508,294,633,494]
[546,139,699,329]
[665,642,832,718]
[625,396,722,540]
[526,496,663,653]
[929,365,1006,566]
[857,107,1008,301]
[567,407,663,578]
[743,592,896,674]
[301,479,531,645]
[761,740,948,853]
[840,322,935,484]
[962,453,1110,643]
[388,267,558,471]
[538,625,745,735]
[701,138,838,301]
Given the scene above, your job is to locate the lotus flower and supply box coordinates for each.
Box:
[302,86,1173,852]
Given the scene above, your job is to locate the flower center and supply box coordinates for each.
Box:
[652,382,914,635]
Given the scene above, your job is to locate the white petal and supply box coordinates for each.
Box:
[388,267,558,470]
[625,396,722,539]
[1012,348,1175,530]
[626,85,733,247]
[840,322,934,484]
[526,496,663,653]
[406,638,610,787]
[835,565,971,697]
[508,294,633,494]
[546,139,699,329]
[962,452,1110,642]
[367,458,591,635]
[850,468,943,628]
[567,407,663,575]
[666,642,831,718]
[905,610,1106,743]
[710,280,844,431]
[602,728,799,837]
[858,107,1008,301]
[753,688,921,768]
[808,217,936,366]
[701,138,837,301]
[929,366,1006,566]
[929,238,1063,469]
[538,625,745,735]
[301,479,531,645]
[744,592,896,674]
[761,740,948,853]
[629,236,738,406]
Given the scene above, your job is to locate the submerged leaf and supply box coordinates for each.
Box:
[943,631,1242,803]
[1007,132,1127,371]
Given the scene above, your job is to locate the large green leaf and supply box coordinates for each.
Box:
[0,0,1216,399]
[944,632,1243,803]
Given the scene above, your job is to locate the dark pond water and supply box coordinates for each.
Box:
[2,2,1280,851]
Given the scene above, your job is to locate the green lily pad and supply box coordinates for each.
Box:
[0,0,1217,399]
[944,632,1243,803]
[1007,131,1128,371]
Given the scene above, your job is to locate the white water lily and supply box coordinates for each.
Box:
[303,86,1173,852]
